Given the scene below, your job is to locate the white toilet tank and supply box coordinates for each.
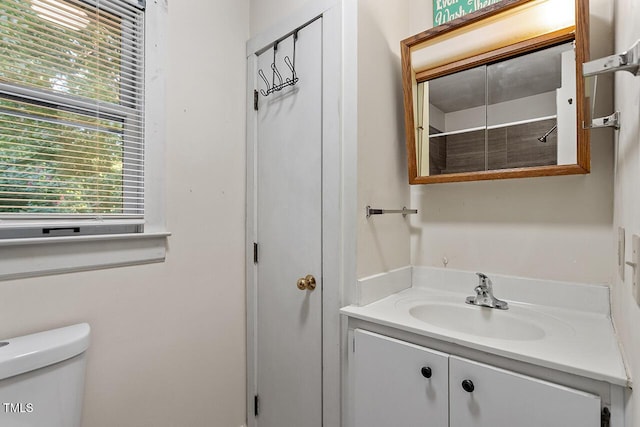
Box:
[0,323,90,427]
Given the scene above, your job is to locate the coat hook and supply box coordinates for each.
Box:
[283,56,298,84]
[258,69,271,96]
[271,62,284,88]
[257,29,301,97]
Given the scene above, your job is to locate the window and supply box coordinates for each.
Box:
[0,0,146,238]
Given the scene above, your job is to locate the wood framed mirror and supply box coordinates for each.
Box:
[401,0,589,184]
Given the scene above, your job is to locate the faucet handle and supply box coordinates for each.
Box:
[475,272,493,291]
[476,272,489,286]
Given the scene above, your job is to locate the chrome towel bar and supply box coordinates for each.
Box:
[366,206,418,218]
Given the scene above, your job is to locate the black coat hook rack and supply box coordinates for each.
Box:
[259,31,299,97]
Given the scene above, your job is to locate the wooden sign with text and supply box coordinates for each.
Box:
[433,0,504,26]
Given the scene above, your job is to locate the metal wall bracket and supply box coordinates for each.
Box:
[582,40,640,131]
[583,111,620,130]
[583,39,640,77]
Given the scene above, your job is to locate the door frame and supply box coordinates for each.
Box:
[245,2,354,426]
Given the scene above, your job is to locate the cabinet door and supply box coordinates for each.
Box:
[353,330,448,427]
[449,356,601,427]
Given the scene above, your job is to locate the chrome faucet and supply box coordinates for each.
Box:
[465,273,508,310]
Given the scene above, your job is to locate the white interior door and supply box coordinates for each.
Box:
[254,18,323,427]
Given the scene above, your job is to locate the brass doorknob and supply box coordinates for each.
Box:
[296,275,317,291]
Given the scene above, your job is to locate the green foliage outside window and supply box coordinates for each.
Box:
[0,0,130,214]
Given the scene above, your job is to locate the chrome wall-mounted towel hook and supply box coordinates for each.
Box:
[582,39,640,131]
[583,39,640,77]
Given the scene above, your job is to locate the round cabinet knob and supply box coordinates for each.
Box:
[296,275,317,291]
[461,379,475,393]
[421,367,432,378]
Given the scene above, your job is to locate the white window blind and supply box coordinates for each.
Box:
[0,0,145,237]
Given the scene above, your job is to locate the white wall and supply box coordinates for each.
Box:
[440,91,557,133]
[250,0,312,37]
[356,0,412,278]
[429,102,446,132]
[0,1,249,426]
[612,0,640,424]
[408,0,615,285]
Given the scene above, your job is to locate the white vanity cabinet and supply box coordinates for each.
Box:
[352,330,602,427]
[353,329,449,427]
[449,356,601,427]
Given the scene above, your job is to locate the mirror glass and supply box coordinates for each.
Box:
[417,42,576,177]
[402,0,588,184]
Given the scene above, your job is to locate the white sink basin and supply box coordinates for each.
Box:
[340,273,628,387]
[407,299,574,341]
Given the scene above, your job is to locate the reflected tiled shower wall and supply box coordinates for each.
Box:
[429,118,557,174]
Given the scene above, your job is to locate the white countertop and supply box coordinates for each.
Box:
[341,268,629,387]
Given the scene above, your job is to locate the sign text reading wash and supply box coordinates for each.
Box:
[433,0,504,27]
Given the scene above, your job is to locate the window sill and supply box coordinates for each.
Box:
[0,231,170,281]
